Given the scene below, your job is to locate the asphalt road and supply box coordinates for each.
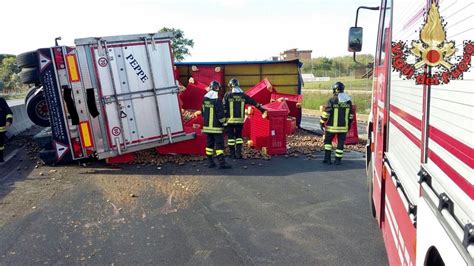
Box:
[300,116,368,140]
[0,149,387,265]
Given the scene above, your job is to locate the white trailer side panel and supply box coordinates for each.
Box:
[74,33,190,159]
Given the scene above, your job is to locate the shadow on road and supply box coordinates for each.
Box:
[79,153,365,179]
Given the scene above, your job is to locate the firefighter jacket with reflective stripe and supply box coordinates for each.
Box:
[223,88,262,125]
[202,91,225,134]
[320,93,353,133]
[0,97,13,133]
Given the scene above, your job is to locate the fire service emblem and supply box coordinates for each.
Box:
[392,3,473,85]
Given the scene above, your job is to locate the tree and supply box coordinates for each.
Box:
[301,54,375,77]
[0,55,25,93]
[159,27,194,62]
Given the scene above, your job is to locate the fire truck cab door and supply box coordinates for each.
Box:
[372,0,392,223]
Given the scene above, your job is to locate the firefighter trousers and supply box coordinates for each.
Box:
[0,131,5,161]
[226,124,243,148]
[205,133,225,157]
[324,132,346,158]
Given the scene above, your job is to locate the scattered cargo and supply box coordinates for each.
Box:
[248,105,287,155]
[245,78,274,105]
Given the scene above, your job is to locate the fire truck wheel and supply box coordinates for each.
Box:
[19,67,41,85]
[367,159,376,218]
[16,51,38,68]
[26,91,50,127]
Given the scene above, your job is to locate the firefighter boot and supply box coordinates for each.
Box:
[207,156,216,168]
[229,146,236,159]
[335,157,342,165]
[322,150,332,164]
[217,155,232,169]
[235,144,243,159]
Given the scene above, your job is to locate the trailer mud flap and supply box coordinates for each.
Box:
[86,88,100,117]
[62,86,80,125]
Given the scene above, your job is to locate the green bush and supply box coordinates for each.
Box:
[302,91,371,114]
[303,77,372,91]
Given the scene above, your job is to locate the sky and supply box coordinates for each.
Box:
[0,0,381,61]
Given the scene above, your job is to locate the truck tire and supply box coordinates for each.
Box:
[19,67,41,85]
[26,91,50,127]
[16,51,38,68]
[24,86,42,105]
[367,158,376,218]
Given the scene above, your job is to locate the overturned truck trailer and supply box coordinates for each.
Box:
[175,60,304,125]
[17,33,194,163]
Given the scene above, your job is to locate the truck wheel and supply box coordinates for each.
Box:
[26,91,50,127]
[367,158,376,218]
[24,86,42,105]
[19,67,41,85]
[16,51,38,68]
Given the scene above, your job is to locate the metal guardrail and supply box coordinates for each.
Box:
[4,100,34,137]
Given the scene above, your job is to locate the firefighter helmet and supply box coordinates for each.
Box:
[332,82,345,93]
[209,80,221,91]
[228,78,240,88]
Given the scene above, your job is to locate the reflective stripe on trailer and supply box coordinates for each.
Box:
[79,121,94,148]
[66,54,81,82]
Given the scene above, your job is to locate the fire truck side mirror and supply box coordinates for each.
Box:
[348,27,363,52]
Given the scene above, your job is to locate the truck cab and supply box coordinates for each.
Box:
[349,0,473,264]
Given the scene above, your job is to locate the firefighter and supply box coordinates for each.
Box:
[202,81,231,169]
[0,97,13,163]
[320,82,353,165]
[223,78,266,159]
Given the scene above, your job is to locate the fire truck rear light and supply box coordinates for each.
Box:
[66,54,81,82]
[79,121,93,148]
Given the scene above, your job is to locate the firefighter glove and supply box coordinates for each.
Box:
[320,122,325,131]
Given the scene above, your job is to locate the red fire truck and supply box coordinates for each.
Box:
[349,0,473,265]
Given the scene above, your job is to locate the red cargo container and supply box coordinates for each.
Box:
[180,80,208,110]
[249,106,287,155]
[191,65,224,85]
[264,100,290,115]
[245,78,274,104]
[271,92,302,126]
[106,153,135,164]
[242,117,251,138]
[184,115,203,129]
[173,65,180,81]
[157,127,206,155]
[286,117,296,135]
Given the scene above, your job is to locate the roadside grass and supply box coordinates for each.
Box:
[302,91,371,114]
[304,76,373,91]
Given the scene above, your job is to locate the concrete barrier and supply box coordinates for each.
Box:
[5,99,34,138]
